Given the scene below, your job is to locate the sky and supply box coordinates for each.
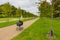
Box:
[0,0,51,16]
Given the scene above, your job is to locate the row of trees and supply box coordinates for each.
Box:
[0,3,37,18]
[39,0,60,18]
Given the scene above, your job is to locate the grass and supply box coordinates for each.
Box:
[12,17,60,40]
[0,21,17,28]
[0,18,17,21]
[0,17,35,21]
[0,17,34,28]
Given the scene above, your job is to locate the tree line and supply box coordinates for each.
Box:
[0,3,37,18]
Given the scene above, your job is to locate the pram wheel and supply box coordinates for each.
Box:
[16,27,19,31]
[16,27,23,31]
[19,27,23,31]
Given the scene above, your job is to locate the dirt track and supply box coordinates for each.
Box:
[0,18,38,40]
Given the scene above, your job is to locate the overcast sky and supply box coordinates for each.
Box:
[0,0,51,16]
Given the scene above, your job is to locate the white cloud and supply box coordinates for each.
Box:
[21,6,39,15]
[0,0,40,16]
[0,0,8,5]
[47,0,51,3]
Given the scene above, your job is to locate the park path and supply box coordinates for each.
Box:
[0,18,39,40]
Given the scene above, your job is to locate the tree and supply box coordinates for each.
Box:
[53,0,60,17]
[39,0,52,17]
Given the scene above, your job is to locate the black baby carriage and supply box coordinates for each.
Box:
[16,20,23,31]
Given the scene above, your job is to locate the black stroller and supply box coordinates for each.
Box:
[16,20,23,31]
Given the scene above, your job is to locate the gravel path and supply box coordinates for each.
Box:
[0,18,39,40]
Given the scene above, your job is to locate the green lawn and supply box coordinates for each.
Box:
[0,17,34,28]
[0,21,17,28]
[12,17,60,40]
[0,17,35,21]
[0,18,17,21]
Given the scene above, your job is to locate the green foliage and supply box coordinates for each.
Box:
[53,0,60,17]
[38,0,60,18]
[0,3,37,18]
[39,1,52,17]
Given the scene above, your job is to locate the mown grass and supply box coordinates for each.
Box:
[0,21,17,28]
[0,17,34,28]
[0,17,35,21]
[0,18,17,21]
[12,17,60,40]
